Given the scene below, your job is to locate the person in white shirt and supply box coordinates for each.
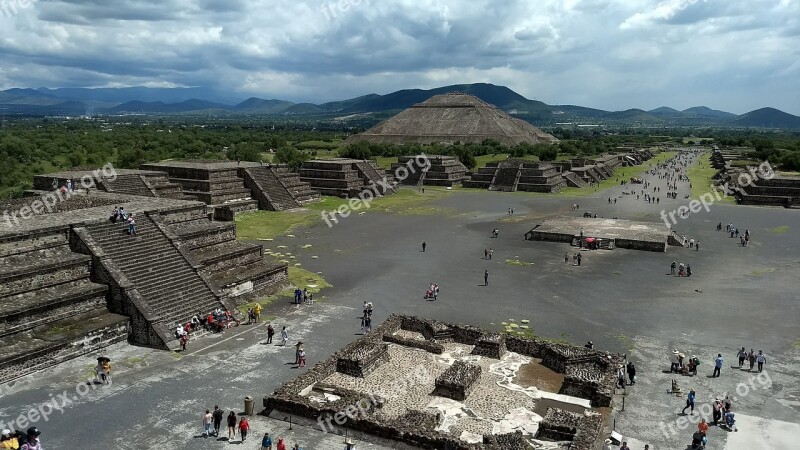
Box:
[756,350,767,372]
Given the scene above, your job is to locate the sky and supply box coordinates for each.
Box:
[0,0,799,114]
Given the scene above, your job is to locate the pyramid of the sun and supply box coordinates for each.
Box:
[345,93,558,146]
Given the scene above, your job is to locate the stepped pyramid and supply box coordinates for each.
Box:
[344,93,558,146]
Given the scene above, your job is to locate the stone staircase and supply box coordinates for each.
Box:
[355,161,396,195]
[82,214,227,347]
[0,228,127,384]
[101,174,154,197]
[562,171,588,188]
[490,163,522,192]
[242,166,300,210]
[271,166,320,205]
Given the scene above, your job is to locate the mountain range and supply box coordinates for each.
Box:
[1,83,799,129]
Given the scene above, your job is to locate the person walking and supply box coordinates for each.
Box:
[422,241,426,252]
[484,248,488,259]
[238,416,250,442]
[281,326,289,346]
[564,252,569,264]
[626,361,636,385]
[484,270,488,286]
[681,388,696,415]
[489,248,493,260]
[576,253,582,266]
[670,261,676,275]
[202,409,214,437]
[294,341,304,365]
[254,303,262,323]
[748,349,756,371]
[212,405,223,437]
[298,349,306,368]
[737,347,747,368]
[127,214,137,236]
[261,433,273,450]
[713,354,723,377]
[267,323,274,344]
[227,411,237,441]
[756,350,766,372]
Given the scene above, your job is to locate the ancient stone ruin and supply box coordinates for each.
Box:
[264,315,623,449]
[299,158,397,198]
[1,164,293,384]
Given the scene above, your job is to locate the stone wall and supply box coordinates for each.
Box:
[433,360,481,401]
[471,333,507,359]
[336,341,390,378]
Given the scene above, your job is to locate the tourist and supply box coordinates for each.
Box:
[127,213,137,236]
[261,433,273,450]
[364,314,372,333]
[616,365,626,389]
[698,418,709,435]
[737,347,747,368]
[713,354,723,377]
[670,349,680,373]
[227,411,237,441]
[19,428,41,450]
[298,349,306,367]
[202,409,213,437]
[66,179,73,192]
[179,332,189,351]
[489,248,493,260]
[267,323,274,343]
[254,303,262,323]
[756,350,767,372]
[292,444,302,450]
[748,349,756,370]
[344,438,356,450]
[686,265,692,277]
[303,288,308,303]
[577,253,582,266]
[712,398,723,425]
[109,207,119,223]
[281,326,289,346]
[484,248,488,259]
[295,341,304,364]
[626,361,636,385]
[212,406,223,436]
[682,388,696,415]
[363,301,369,316]
[422,241,426,252]
[360,313,367,333]
[277,437,287,450]
[695,241,699,251]
[118,206,127,220]
[670,261,676,275]
[620,442,630,450]
[584,341,593,349]
[484,270,488,286]
[564,252,569,264]
[238,416,250,442]
[1,429,18,449]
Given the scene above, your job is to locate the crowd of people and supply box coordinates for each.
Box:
[108,206,137,235]
[1,427,42,450]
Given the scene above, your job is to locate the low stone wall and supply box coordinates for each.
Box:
[471,333,507,359]
[336,341,390,378]
[434,360,481,401]
[614,238,667,252]
[382,333,444,354]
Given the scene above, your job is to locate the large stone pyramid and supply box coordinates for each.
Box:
[345,93,558,146]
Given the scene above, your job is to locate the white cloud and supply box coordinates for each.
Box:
[0,0,796,114]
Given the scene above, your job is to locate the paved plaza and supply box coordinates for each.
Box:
[1,155,798,449]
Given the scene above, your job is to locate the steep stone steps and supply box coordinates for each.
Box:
[0,254,92,298]
[243,166,300,210]
[84,214,224,333]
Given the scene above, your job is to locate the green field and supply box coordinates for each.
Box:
[687,153,734,203]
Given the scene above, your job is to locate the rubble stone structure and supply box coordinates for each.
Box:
[264,315,621,449]
[463,160,568,192]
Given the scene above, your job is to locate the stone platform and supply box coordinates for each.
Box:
[264,315,621,449]
[525,215,670,252]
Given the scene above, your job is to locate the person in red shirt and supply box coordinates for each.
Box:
[238,417,250,442]
[698,418,709,435]
[277,437,287,450]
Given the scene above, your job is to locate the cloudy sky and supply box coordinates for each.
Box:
[1,0,798,113]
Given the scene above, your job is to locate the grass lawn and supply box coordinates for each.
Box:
[687,153,734,203]
[235,188,454,240]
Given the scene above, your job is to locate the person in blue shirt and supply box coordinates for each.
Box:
[682,388,696,415]
[713,354,723,377]
[261,432,272,450]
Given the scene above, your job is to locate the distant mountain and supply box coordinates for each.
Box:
[1,84,799,129]
[105,99,228,114]
[682,106,736,119]
[732,107,800,129]
[649,106,681,117]
[232,98,295,114]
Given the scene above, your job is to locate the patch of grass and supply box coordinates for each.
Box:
[749,267,777,276]
[687,154,734,203]
[374,156,399,169]
[238,268,331,314]
[767,226,789,234]
[505,259,533,267]
[608,332,635,352]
